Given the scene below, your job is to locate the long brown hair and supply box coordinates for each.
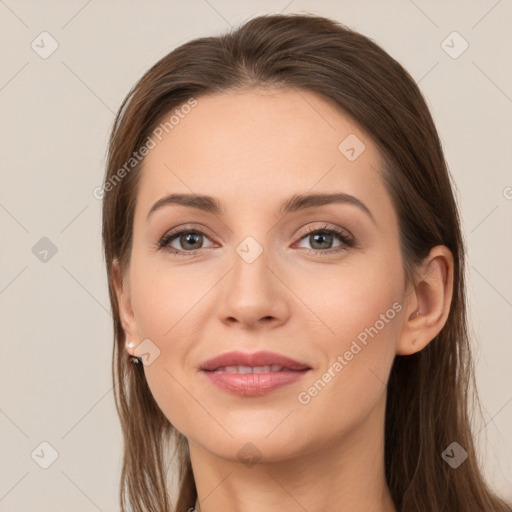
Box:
[101,13,511,512]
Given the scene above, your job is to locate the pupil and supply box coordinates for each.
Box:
[183,233,201,249]
[312,233,331,249]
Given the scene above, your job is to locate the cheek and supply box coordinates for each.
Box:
[292,248,403,353]
[129,247,213,342]
[127,254,218,435]
[293,254,403,414]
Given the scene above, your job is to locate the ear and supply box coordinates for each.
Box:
[396,245,454,356]
[112,258,139,356]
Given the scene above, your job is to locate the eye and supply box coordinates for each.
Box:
[294,224,355,255]
[157,223,355,257]
[157,226,215,256]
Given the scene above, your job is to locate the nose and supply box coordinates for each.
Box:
[217,241,290,329]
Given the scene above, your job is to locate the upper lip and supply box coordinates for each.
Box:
[200,350,311,371]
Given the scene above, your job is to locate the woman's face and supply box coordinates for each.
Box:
[118,87,410,462]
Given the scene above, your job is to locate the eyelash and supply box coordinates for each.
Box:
[156,224,355,258]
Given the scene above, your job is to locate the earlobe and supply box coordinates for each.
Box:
[396,245,454,356]
[112,259,139,353]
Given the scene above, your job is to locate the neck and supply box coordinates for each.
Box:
[188,396,397,512]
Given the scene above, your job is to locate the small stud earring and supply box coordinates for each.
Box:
[126,342,134,349]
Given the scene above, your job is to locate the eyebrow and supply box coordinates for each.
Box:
[146,192,375,224]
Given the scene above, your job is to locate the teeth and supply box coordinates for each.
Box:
[215,365,285,373]
[252,366,269,373]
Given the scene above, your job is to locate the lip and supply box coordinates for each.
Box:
[200,350,312,397]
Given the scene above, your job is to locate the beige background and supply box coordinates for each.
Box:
[1,0,511,510]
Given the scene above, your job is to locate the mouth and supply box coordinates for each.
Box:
[200,351,312,396]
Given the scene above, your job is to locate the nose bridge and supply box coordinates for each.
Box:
[231,232,275,297]
[228,210,276,278]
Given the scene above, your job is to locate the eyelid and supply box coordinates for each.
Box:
[157,223,216,250]
[295,222,354,242]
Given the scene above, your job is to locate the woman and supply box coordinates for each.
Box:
[101,13,511,512]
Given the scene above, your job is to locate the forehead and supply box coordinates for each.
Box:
[135,87,390,218]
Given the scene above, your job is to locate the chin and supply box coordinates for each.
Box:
[185,418,317,465]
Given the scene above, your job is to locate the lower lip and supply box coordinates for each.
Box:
[202,369,310,396]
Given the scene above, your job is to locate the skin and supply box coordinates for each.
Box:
[113,87,454,512]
